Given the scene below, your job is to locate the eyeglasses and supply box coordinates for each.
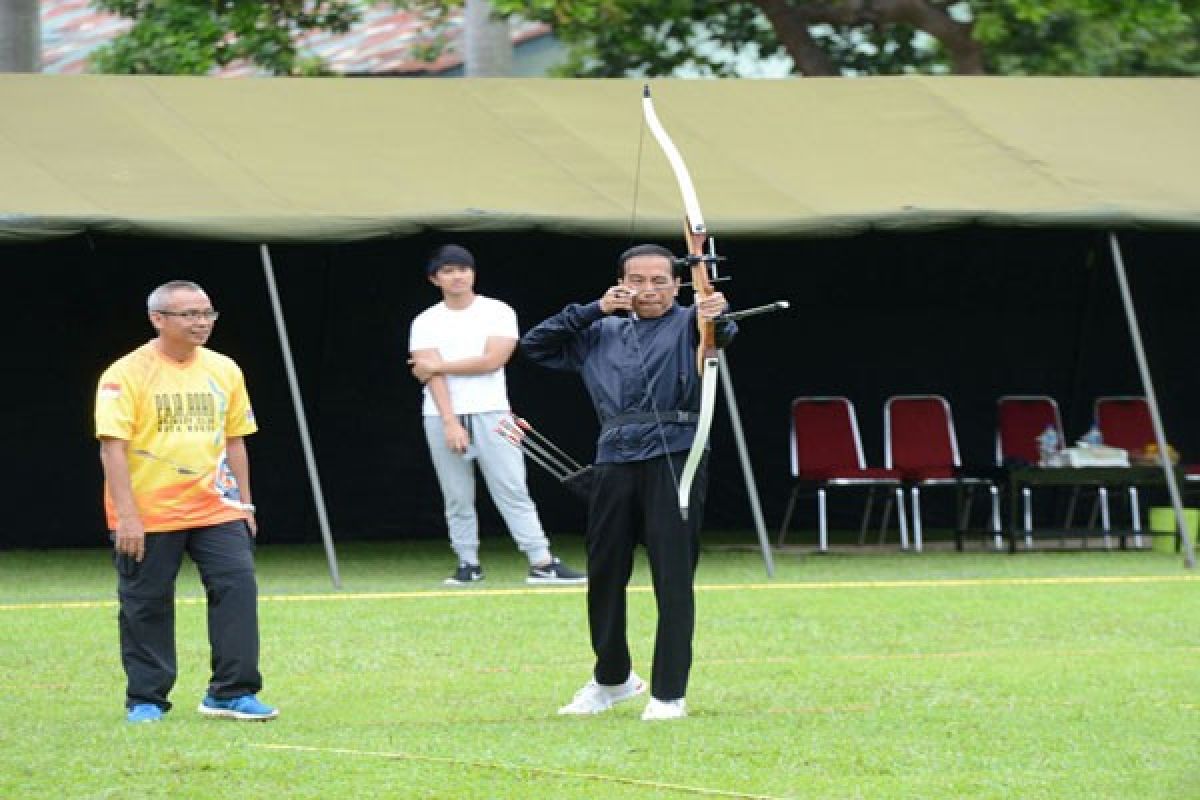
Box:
[624,276,674,288]
[154,310,220,321]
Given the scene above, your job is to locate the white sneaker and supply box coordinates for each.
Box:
[641,697,687,721]
[557,672,647,715]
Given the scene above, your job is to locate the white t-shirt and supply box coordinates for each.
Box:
[409,295,518,417]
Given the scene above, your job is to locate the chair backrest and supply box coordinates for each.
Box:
[996,395,1063,466]
[789,397,867,477]
[885,395,960,470]
[1095,396,1154,452]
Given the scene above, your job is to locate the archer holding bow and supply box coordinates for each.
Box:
[520,244,736,721]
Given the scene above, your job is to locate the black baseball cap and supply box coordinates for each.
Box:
[427,244,476,275]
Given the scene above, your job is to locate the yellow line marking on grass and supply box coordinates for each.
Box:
[704,574,1200,592]
[253,743,791,800]
[2,573,1195,611]
[0,599,121,610]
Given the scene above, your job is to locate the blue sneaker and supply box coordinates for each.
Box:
[126,703,164,723]
[197,693,279,721]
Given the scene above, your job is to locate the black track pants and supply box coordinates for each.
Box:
[114,520,262,711]
[585,452,706,701]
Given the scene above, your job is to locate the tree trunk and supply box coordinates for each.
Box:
[757,0,837,75]
[0,0,41,73]
[463,0,513,77]
[754,0,986,75]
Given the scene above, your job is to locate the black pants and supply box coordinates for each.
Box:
[114,520,262,711]
[586,453,706,701]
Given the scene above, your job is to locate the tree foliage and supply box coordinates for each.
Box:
[398,0,1200,77]
[88,0,1200,77]
[973,0,1200,75]
[90,0,360,75]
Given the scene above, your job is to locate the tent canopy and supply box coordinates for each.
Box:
[2,75,1199,243]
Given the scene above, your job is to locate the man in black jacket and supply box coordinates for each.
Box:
[520,244,736,721]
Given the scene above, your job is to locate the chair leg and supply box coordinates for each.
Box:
[778,485,801,547]
[895,487,910,550]
[910,486,923,553]
[989,484,1003,550]
[958,484,975,531]
[1099,487,1112,549]
[817,487,829,553]
[879,492,894,545]
[858,486,877,545]
[954,483,974,552]
[1129,486,1142,548]
[1022,487,1033,550]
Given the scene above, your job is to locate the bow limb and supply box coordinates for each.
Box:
[641,85,720,520]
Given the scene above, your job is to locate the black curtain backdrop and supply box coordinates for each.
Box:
[5,227,1196,549]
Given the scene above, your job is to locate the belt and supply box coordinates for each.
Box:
[600,411,699,433]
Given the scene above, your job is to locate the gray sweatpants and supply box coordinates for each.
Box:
[423,410,552,566]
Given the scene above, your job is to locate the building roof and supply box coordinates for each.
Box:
[39,0,549,76]
[41,0,131,74]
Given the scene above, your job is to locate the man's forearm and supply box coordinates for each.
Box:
[439,336,517,375]
[520,303,601,370]
[99,439,140,523]
[437,354,505,376]
[427,376,457,423]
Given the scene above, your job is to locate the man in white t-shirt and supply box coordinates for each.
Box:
[408,244,585,586]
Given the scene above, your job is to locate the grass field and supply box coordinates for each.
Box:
[0,536,1196,799]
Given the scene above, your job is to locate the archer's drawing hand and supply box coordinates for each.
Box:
[599,286,635,315]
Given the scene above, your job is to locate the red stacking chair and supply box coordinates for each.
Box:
[996,395,1063,468]
[996,395,1108,548]
[1095,396,1200,544]
[1094,396,1158,454]
[779,397,908,552]
[1094,395,1200,477]
[885,395,1001,552]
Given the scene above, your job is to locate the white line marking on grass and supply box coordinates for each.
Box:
[765,704,874,715]
[2,574,1195,612]
[252,743,792,800]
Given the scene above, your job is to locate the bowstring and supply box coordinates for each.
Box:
[626,97,683,504]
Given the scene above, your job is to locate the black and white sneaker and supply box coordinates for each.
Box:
[527,557,586,585]
[444,563,484,586]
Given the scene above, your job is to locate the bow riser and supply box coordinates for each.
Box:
[685,229,717,375]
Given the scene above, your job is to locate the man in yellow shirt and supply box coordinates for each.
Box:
[96,280,277,723]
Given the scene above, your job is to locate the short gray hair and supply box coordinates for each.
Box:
[147,280,206,312]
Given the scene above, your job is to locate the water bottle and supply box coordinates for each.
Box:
[1081,424,1103,447]
[1036,425,1060,466]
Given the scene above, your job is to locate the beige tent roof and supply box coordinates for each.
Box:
[1,75,1198,242]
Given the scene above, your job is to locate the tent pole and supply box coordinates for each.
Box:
[259,244,344,588]
[717,351,776,577]
[1108,233,1195,569]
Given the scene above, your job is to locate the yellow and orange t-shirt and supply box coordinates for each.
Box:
[95,342,258,533]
